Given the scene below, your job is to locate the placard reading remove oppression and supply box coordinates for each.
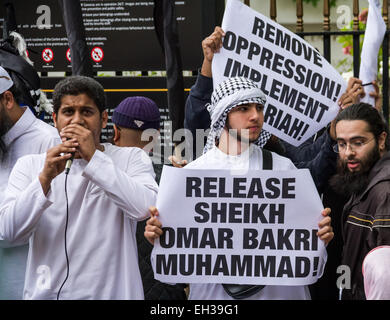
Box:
[212,0,347,146]
[151,166,327,286]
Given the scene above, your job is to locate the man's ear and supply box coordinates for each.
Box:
[52,112,57,128]
[113,124,120,144]
[379,131,387,152]
[101,110,108,129]
[2,91,15,110]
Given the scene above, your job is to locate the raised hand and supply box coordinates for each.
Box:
[144,206,163,245]
[201,26,225,77]
[39,139,78,194]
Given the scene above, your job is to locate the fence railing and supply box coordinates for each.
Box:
[244,0,390,122]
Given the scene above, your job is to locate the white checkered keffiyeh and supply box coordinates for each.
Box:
[203,77,271,153]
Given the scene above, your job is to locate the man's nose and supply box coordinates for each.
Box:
[345,144,356,157]
[71,111,84,125]
[249,107,260,120]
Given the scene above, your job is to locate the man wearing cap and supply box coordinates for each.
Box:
[112,96,162,178]
[111,96,186,300]
[0,66,59,300]
[145,76,334,300]
[112,96,160,149]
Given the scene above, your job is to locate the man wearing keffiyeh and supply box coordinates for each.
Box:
[144,76,334,300]
[204,76,271,154]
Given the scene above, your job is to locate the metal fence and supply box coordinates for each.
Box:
[244,0,390,122]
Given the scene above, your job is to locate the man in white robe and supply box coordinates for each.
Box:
[0,66,59,300]
[0,76,158,300]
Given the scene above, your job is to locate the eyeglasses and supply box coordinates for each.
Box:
[333,137,375,153]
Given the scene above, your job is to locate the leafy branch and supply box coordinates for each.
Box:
[293,0,337,7]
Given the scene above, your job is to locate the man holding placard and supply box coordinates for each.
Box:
[145,76,334,300]
[184,26,339,194]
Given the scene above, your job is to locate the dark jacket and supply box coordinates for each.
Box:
[184,73,338,193]
[341,151,390,300]
[136,163,187,300]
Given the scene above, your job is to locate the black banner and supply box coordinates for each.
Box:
[0,0,205,71]
[58,0,93,76]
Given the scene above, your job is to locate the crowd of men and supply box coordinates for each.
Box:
[0,26,390,300]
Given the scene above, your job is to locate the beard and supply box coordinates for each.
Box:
[225,122,260,144]
[0,106,13,162]
[329,143,381,197]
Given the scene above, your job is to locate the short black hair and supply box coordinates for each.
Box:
[335,103,390,151]
[52,76,106,114]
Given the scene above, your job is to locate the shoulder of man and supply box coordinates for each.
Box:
[184,150,211,169]
[34,119,58,134]
[253,146,296,170]
[12,152,46,173]
[104,143,146,157]
[269,150,296,170]
[365,180,390,204]
[103,143,154,168]
[30,119,61,148]
[363,155,390,198]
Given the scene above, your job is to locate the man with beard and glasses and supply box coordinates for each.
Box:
[329,102,390,300]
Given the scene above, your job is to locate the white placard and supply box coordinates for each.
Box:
[151,166,327,286]
[359,0,386,106]
[212,0,347,146]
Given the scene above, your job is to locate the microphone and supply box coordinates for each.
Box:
[65,137,75,175]
[65,153,74,175]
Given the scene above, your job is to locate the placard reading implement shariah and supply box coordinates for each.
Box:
[151,166,327,286]
[212,0,347,147]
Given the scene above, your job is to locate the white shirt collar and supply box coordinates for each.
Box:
[3,107,36,147]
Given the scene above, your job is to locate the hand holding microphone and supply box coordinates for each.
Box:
[60,124,98,164]
[60,135,77,175]
[38,139,78,195]
[65,144,75,175]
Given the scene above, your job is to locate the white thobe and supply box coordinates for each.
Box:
[0,143,158,300]
[0,107,59,300]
